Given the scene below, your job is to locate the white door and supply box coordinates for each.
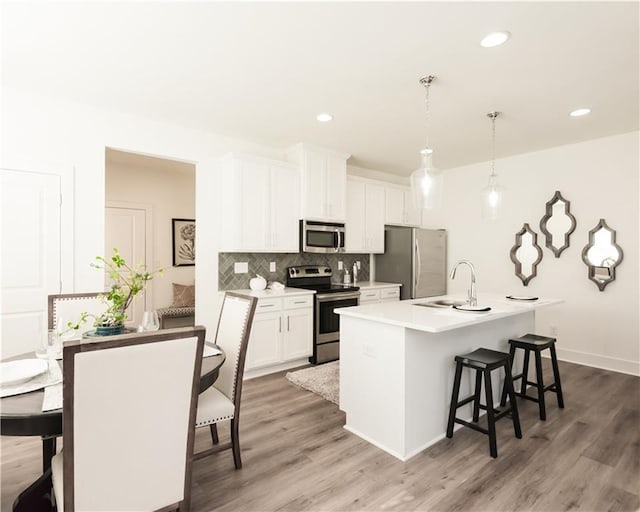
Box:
[105,206,147,328]
[1,170,61,358]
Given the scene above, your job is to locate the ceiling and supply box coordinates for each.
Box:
[2,1,638,175]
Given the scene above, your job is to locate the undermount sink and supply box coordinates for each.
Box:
[414,299,467,309]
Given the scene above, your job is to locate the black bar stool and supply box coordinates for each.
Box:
[446,348,521,458]
[500,334,565,421]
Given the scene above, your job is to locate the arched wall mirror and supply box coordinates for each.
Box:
[510,223,543,286]
[539,191,576,257]
[581,219,623,291]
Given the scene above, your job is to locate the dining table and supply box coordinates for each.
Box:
[0,342,226,512]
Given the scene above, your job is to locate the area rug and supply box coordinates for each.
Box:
[286,361,339,405]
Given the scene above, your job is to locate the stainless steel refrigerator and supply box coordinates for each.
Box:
[374,227,447,300]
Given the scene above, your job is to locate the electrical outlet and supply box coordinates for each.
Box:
[549,325,558,336]
[356,261,361,270]
[269,262,276,272]
[338,261,343,270]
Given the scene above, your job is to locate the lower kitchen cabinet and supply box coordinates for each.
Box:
[359,285,401,304]
[245,294,313,377]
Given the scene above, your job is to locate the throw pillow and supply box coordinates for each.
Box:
[172,283,195,308]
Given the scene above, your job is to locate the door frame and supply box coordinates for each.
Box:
[105,201,154,311]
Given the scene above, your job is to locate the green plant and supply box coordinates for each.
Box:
[90,248,163,327]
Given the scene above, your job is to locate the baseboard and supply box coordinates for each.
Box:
[552,347,640,377]
[244,358,309,380]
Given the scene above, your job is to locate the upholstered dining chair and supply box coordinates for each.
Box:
[51,326,206,512]
[195,292,257,468]
[48,292,105,338]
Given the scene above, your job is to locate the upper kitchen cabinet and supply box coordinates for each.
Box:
[385,185,421,226]
[220,154,300,252]
[286,143,350,222]
[345,177,385,253]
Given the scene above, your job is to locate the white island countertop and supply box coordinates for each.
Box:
[337,293,562,333]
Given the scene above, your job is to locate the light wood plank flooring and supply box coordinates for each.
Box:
[2,359,639,511]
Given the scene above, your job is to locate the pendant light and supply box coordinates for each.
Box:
[482,111,503,220]
[410,75,443,210]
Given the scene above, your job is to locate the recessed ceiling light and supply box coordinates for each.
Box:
[569,108,591,117]
[316,113,333,122]
[480,31,511,48]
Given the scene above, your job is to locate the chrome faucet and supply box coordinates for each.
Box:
[449,260,477,306]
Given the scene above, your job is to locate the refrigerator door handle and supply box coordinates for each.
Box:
[415,238,422,291]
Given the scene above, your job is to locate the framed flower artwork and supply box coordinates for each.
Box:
[172,218,195,266]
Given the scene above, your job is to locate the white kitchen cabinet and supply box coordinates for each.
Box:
[244,294,314,376]
[220,154,300,252]
[385,186,421,227]
[345,178,385,253]
[245,310,281,369]
[286,143,349,222]
[359,285,401,304]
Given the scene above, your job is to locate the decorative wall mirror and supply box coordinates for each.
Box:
[510,223,543,286]
[581,219,623,291]
[539,190,576,257]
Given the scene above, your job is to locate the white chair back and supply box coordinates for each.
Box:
[213,293,257,402]
[49,293,105,338]
[62,327,205,512]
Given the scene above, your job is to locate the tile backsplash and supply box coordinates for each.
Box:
[219,252,370,290]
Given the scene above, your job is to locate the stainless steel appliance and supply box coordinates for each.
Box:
[287,265,359,364]
[374,227,447,300]
[300,220,346,254]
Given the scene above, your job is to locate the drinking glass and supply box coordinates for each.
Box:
[141,311,160,332]
[49,329,63,359]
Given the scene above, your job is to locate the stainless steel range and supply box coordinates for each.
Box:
[287,265,360,364]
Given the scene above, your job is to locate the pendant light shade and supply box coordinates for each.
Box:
[482,111,503,220]
[411,148,443,210]
[410,75,443,210]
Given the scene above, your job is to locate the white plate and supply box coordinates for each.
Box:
[0,359,49,387]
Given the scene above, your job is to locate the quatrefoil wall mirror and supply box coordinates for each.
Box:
[581,219,623,291]
[510,223,543,286]
[539,191,576,257]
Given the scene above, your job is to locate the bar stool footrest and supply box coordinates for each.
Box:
[454,418,489,435]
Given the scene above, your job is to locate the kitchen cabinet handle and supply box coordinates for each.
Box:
[293,300,307,304]
[287,316,290,331]
[279,317,282,332]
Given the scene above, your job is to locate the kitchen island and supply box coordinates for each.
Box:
[336,293,561,461]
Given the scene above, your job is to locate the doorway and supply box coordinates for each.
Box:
[104,148,196,327]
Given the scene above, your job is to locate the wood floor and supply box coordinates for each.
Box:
[2,359,639,511]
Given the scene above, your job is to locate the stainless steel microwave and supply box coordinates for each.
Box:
[300,220,346,253]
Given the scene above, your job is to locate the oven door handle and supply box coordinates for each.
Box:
[315,292,361,302]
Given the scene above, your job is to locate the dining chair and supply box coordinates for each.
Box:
[51,326,206,512]
[194,292,257,468]
[48,292,105,338]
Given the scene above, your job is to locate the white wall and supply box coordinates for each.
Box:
[425,132,639,375]
[0,87,283,336]
[105,158,196,310]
